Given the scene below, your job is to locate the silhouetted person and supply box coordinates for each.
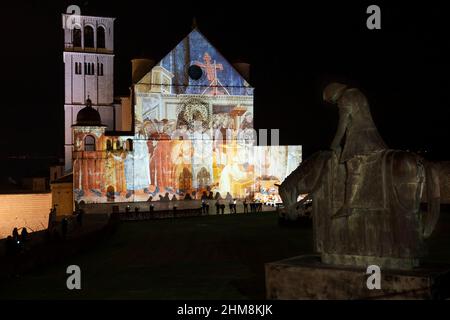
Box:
[243,199,248,213]
[48,206,57,230]
[12,228,19,243]
[5,236,15,256]
[76,209,84,226]
[134,207,140,219]
[163,193,171,202]
[173,205,178,217]
[61,217,68,240]
[201,200,208,215]
[220,204,225,214]
[215,199,220,214]
[20,228,28,243]
[52,229,61,242]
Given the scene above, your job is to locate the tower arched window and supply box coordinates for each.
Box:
[91,63,95,75]
[84,135,96,151]
[73,26,82,47]
[97,26,106,49]
[84,25,94,48]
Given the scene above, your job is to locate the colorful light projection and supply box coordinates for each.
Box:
[72,29,302,204]
[73,134,302,203]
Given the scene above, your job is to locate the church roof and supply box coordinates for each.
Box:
[136,28,253,93]
[74,98,104,126]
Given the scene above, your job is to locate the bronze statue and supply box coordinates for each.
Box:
[279,83,440,269]
[323,83,388,218]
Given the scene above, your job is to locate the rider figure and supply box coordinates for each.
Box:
[323,83,387,218]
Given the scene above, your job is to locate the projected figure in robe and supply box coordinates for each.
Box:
[109,148,126,196]
[191,120,213,190]
[240,112,253,130]
[217,163,249,197]
[171,140,192,195]
[149,140,174,190]
[124,133,151,198]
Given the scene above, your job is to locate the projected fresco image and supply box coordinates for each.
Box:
[72,29,302,204]
[73,134,302,203]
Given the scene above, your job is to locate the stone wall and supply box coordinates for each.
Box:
[51,183,73,216]
[0,193,51,239]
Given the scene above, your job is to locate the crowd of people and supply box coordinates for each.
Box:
[3,197,269,257]
[115,197,266,219]
[212,198,263,215]
[47,205,85,241]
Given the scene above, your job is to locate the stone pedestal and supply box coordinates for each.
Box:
[265,255,450,299]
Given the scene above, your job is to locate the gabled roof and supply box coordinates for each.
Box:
[137,28,253,96]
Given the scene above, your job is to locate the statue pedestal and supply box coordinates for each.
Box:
[265,255,450,300]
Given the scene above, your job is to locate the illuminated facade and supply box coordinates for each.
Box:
[67,14,302,204]
[62,14,116,172]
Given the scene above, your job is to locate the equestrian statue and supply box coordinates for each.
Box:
[278,83,440,269]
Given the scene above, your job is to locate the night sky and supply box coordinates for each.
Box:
[1,1,450,177]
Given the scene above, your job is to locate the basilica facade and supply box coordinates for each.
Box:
[63,13,302,204]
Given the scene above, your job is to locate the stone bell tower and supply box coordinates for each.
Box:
[62,13,115,172]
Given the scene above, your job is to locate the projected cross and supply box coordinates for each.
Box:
[194,52,229,95]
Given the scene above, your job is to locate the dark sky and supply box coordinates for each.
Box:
[1,0,450,165]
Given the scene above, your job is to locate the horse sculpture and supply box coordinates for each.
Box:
[278,149,440,269]
[278,83,442,269]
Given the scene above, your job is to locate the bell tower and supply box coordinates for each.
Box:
[62,13,115,172]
